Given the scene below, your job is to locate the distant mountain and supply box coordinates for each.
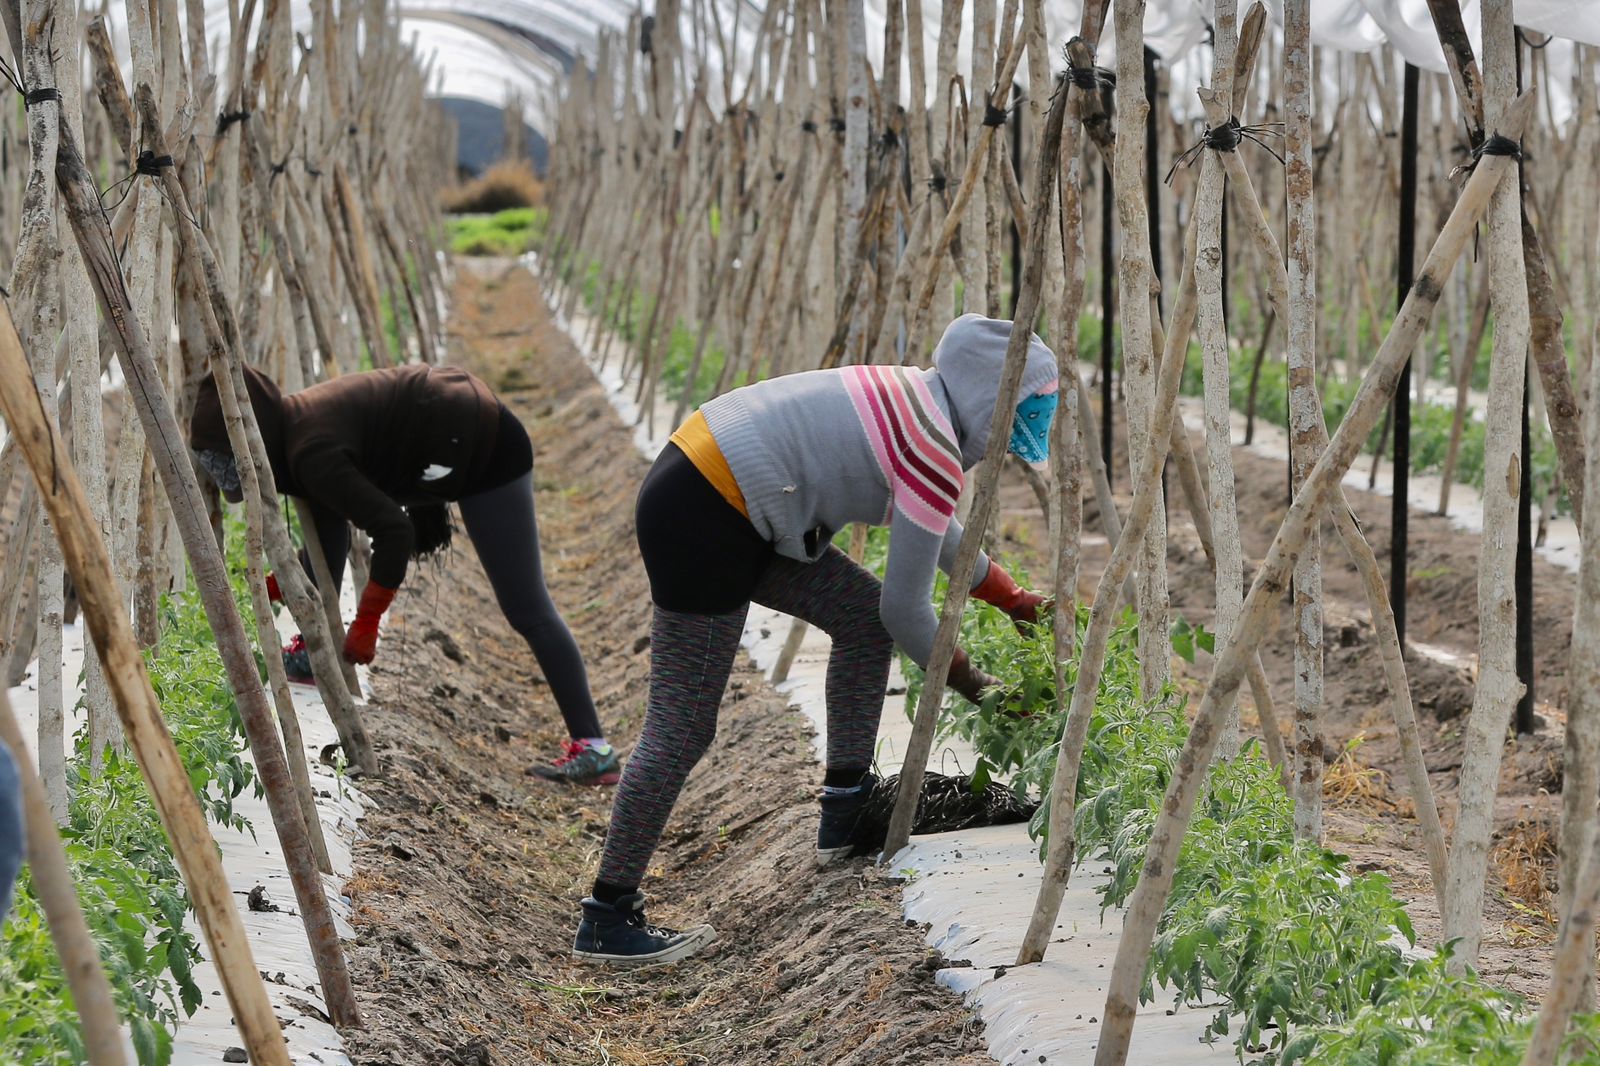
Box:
[437,96,549,178]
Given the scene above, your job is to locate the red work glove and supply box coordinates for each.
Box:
[266,572,283,604]
[946,648,1001,706]
[971,559,1049,630]
[343,582,397,665]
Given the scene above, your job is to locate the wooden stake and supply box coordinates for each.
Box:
[1440,0,1530,972]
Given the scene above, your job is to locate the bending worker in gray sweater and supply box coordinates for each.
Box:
[574,315,1060,965]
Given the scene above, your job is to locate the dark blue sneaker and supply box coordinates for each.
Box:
[572,892,715,966]
[816,771,878,867]
[529,740,622,786]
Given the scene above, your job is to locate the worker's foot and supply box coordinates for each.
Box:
[282,634,316,686]
[816,770,878,867]
[529,739,621,785]
[572,892,715,966]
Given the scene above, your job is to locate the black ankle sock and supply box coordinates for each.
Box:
[822,766,871,790]
[592,879,635,905]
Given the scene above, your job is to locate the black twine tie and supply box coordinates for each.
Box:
[24,87,60,107]
[100,149,178,214]
[1450,132,1521,180]
[217,108,251,134]
[1063,56,1115,93]
[1165,117,1285,185]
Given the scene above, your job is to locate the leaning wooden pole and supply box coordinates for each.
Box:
[1091,91,1535,1066]
[50,114,363,1027]
[0,299,294,1066]
[880,70,1069,864]
[295,500,363,696]
[0,692,129,1066]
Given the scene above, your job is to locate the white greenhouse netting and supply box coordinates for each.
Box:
[92,1,1600,133]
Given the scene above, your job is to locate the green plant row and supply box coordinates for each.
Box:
[1172,342,1567,517]
[447,207,547,257]
[1069,305,1569,517]
[0,532,263,1065]
[850,527,1595,1063]
[568,258,731,412]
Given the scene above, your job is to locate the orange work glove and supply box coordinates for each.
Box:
[342,582,397,664]
[971,559,1049,630]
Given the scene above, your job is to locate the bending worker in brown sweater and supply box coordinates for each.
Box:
[189,364,619,785]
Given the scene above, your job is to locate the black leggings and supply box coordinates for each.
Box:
[599,445,893,888]
[303,472,603,739]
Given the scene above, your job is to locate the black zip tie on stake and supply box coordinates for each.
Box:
[829,116,846,133]
[24,87,61,107]
[1164,115,1285,185]
[801,119,817,133]
[981,99,1009,127]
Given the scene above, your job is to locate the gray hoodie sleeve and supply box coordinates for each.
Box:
[879,507,991,670]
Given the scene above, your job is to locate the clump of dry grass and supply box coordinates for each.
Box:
[1323,732,1392,810]
[442,159,544,214]
[1493,815,1557,921]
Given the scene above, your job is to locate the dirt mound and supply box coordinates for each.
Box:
[339,262,986,1065]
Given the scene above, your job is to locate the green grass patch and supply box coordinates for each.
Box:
[449,207,548,257]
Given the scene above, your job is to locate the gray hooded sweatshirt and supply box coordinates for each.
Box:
[700,314,1059,667]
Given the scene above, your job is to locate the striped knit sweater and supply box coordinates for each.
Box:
[699,314,1058,667]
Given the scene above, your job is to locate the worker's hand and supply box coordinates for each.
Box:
[946,647,1001,706]
[343,582,398,665]
[971,559,1048,630]
[266,572,283,604]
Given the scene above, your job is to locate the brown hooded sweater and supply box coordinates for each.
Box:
[190,365,500,588]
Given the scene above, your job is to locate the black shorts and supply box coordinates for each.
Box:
[635,443,773,614]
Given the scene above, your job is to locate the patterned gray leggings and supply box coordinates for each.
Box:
[597,547,892,889]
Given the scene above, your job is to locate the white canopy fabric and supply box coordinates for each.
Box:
[97,0,1600,133]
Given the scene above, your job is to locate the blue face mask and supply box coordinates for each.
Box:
[1008,391,1057,464]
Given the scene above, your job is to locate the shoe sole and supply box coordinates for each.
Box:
[571,925,717,968]
[528,770,622,786]
[814,844,854,868]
